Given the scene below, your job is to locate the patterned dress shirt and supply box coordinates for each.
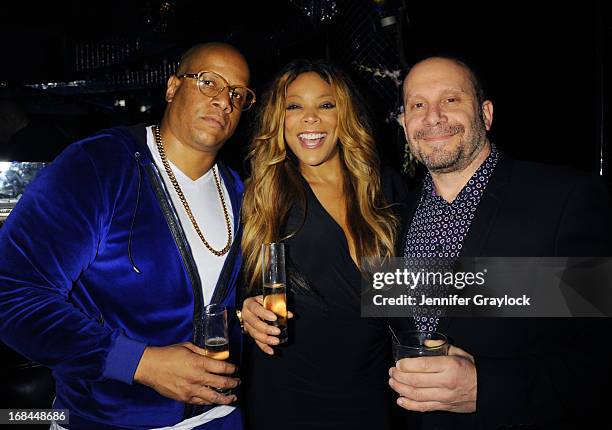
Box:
[403,145,499,331]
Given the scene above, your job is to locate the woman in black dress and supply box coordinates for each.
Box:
[240,59,406,430]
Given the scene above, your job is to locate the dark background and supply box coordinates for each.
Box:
[0,0,608,420]
[0,0,608,182]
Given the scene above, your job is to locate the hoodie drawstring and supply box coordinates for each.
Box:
[128,151,143,274]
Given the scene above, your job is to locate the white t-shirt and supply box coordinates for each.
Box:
[146,126,234,306]
[146,126,236,427]
[50,405,235,430]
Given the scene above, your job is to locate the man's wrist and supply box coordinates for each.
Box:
[104,334,148,384]
[133,346,154,385]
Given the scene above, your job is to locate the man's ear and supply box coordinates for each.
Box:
[398,111,409,141]
[481,100,493,131]
[165,75,182,103]
[397,111,405,128]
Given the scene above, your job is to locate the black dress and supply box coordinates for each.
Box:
[243,168,408,430]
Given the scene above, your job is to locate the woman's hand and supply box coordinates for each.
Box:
[242,296,293,355]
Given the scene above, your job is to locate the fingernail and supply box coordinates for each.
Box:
[389,368,393,377]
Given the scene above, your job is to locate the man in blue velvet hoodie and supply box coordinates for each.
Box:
[0,42,252,429]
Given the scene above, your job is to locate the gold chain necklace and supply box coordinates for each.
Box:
[153,125,232,257]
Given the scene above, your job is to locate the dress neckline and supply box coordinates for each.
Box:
[299,173,360,270]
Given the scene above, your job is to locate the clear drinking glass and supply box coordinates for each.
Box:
[261,243,288,344]
[203,304,231,394]
[392,331,449,360]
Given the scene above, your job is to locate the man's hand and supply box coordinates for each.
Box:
[134,342,239,405]
[389,345,477,413]
[241,296,293,355]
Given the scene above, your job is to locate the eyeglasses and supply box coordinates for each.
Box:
[177,71,256,112]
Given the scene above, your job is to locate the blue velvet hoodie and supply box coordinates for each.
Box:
[0,125,244,429]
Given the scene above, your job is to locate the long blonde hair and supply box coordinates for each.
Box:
[241,59,399,290]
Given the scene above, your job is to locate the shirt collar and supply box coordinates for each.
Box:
[422,144,499,205]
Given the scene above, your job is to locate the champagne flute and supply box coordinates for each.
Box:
[261,243,288,344]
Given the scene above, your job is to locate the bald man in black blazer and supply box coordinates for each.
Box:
[389,56,611,430]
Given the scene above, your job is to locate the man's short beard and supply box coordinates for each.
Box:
[408,114,488,174]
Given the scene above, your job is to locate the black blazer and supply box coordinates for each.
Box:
[395,154,612,430]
